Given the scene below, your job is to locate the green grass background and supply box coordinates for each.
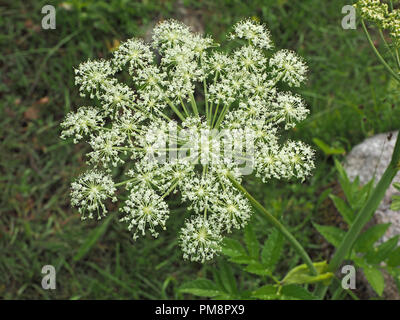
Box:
[1,0,400,299]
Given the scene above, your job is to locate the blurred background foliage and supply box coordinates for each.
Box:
[1,0,400,299]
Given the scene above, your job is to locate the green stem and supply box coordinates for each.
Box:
[331,133,400,269]
[315,19,400,300]
[179,96,190,117]
[166,98,186,122]
[162,179,180,198]
[189,93,199,116]
[361,19,400,82]
[115,178,137,187]
[227,173,318,276]
[204,78,209,124]
[214,103,230,129]
[316,132,400,299]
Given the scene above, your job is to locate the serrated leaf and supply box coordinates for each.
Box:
[73,214,113,261]
[244,224,260,259]
[329,194,354,225]
[214,261,237,295]
[221,238,247,258]
[313,223,346,248]
[179,279,222,297]
[244,262,272,276]
[261,229,284,271]
[363,266,384,296]
[280,284,318,300]
[251,285,279,300]
[354,223,390,253]
[366,235,400,264]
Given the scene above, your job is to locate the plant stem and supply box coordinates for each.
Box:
[315,132,400,299]
[361,19,400,82]
[189,93,199,116]
[331,133,400,268]
[227,173,318,276]
[315,20,400,300]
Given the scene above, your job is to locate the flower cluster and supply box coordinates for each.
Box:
[356,0,400,41]
[61,19,314,263]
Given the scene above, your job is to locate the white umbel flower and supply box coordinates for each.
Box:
[63,18,315,263]
[272,92,309,129]
[270,49,308,87]
[211,190,252,233]
[120,186,169,240]
[61,107,104,143]
[180,215,223,263]
[229,18,274,50]
[74,59,116,98]
[70,170,117,220]
[112,38,154,72]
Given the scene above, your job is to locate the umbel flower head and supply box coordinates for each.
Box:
[61,18,314,263]
[355,0,400,42]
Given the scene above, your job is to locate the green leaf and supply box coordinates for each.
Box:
[228,255,255,265]
[73,214,114,262]
[244,262,272,276]
[313,138,345,156]
[244,224,260,259]
[390,195,400,211]
[352,179,374,210]
[282,261,333,285]
[366,235,400,264]
[329,194,354,225]
[363,266,384,297]
[251,285,279,300]
[354,223,391,253]
[334,159,353,205]
[387,267,400,292]
[393,182,400,192]
[214,261,237,295]
[261,229,284,271]
[179,279,222,297]
[280,284,318,300]
[387,247,400,267]
[313,223,346,248]
[221,238,247,258]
